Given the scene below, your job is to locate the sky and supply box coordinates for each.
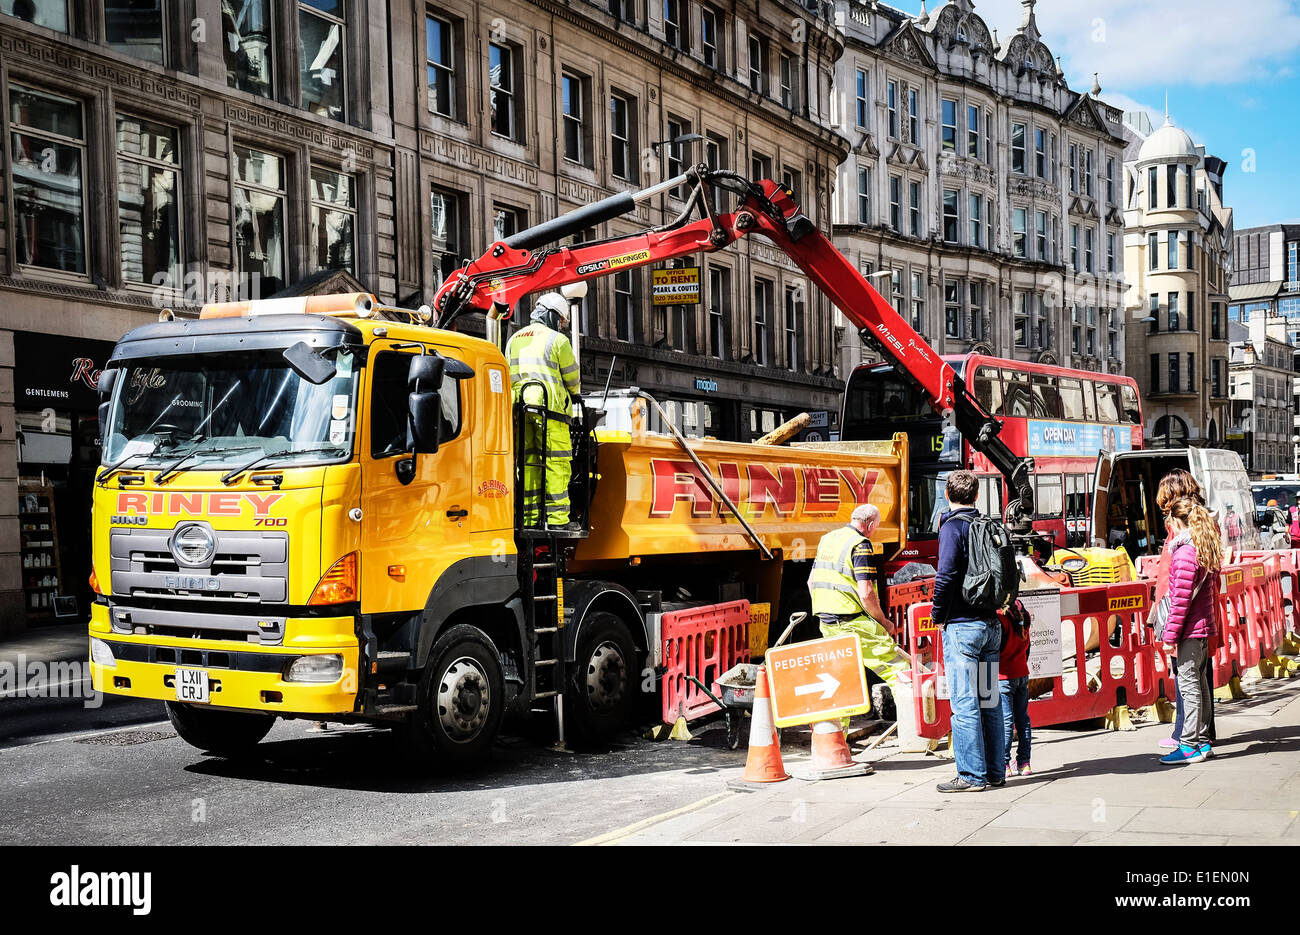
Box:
[883,0,1300,230]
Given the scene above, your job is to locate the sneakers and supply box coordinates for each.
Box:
[936,777,986,793]
[1159,743,1207,765]
[1006,762,1021,777]
[987,776,1006,787]
[1198,744,1213,759]
[1017,761,1031,776]
[1158,737,1179,750]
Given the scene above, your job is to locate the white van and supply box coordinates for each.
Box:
[1091,448,1259,558]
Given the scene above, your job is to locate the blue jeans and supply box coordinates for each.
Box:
[1169,652,1216,743]
[1000,676,1031,767]
[941,620,1004,786]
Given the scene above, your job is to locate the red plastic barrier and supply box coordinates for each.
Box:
[1136,554,1162,582]
[905,579,1160,739]
[660,599,750,724]
[887,577,933,654]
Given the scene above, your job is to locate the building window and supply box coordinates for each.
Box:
[1068,142,1077,192]
[707,133,730,208]
[1289,241,1299,284]
[856,166,871,224]
[907,88,919,144]
[1167,292,1179,331]
[9,85,86,275]
[750,35,768,93]
[968,281,986,341]
[610,92,635,182]
[967,104,979,158]
[1011,122,1026,174]
[489,42,520,140]
[309,166,355,274]
[561,72,588,164]
[887,268,903,315]
[944,279,961,338]
[1071,308,1081,354]
[969,193,982,248]
[1034,127,1046,178]
[614,269,638,341]
[941,98,957,152]
[1107,232,1116,273]
[1015,293,1029,347]
[709,266,731,360]
[492,203,522,241]
[1085,227,1094,273]
[1167,164,1178,208]
[105,0,165,64]
[1187,351,1195,393]
[1149,232,1159,270]
[2,0,67,30]
[116,114,181,287]
[779,52,795,109]
[855,68,868,128]
[1148,165,1159,209]
[233,145,287,296]
[781,165,801,206]
[700,6,722,70]
[666,116,689,198]
[751,151,772,182]
[1211,301,1222,340]
[1105,156,1115,204]
[1187,292,1195,331]
[887,80,897,138]
[754,278,774,366]
[889,175,901,231]
[664,0,686,49]
[1070,224,1079,270]
[226,0,274,98]
[1084,149,1094,198]
[299,0,346,121]
[910,271,924,331]
[1149,293,1159,332]
[431,187,462,289]
[1035,211,1048,261]
[1086,307,1097,357]
[1168,352,1180,393]
[942,189,959,243]
[1168,230,1179,270]
[1150,353,1160,393]
[785,284,803,371]
[909,180,921,237]
[426,12,457,118]
[1012,207,1027,258]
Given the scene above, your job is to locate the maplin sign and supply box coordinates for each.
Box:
[694,377,718,393]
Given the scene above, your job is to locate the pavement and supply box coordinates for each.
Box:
[595,668,1300,846]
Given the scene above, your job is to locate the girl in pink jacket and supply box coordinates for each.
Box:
[1159,497,1222,765]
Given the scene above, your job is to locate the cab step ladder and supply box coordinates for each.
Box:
[520,541,568,749]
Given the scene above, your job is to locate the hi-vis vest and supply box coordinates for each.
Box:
[809,525,869,618]
[506,323,580,415]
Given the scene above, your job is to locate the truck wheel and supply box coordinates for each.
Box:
[567,612,638,743]
[165,702,275,757]
[398,624,505,767]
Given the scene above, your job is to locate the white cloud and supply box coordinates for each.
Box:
[934,0,1300,88]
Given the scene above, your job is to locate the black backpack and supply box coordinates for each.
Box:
[961,515,1021,612]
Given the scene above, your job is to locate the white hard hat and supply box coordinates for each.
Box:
[534,292,570,323]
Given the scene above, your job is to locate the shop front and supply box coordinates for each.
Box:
[11,332,116,628]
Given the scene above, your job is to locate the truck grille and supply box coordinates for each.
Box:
[110,527,289,603]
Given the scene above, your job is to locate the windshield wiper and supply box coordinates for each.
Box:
[97,453,153,484]
[220,445,348,485]
[154,443,262,486]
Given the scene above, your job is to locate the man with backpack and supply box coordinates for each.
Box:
[931,470,1016,793]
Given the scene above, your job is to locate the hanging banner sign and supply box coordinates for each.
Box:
[13,332,118,413]
[652,267,701,306]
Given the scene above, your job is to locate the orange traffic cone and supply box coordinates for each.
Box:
[740,665,789,783]
[793,719,872,781]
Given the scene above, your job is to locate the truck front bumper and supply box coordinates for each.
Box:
[88,602,359,716]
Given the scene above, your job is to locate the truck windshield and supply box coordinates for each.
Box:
[101,348,359,469]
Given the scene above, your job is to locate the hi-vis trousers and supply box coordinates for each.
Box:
[818,613,909,687]
[522,412,572,525]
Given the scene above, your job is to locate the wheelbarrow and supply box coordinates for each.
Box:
[681,611,809,749]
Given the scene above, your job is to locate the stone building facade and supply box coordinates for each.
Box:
[1227,318,1294,476]
[829,0,1128,378]
[0,0,848,633]
[1121,114,1233,450]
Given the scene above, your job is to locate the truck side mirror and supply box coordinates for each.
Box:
[96,367,119,434]
[407,354,445,455]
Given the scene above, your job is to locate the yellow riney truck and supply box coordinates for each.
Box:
[88,293,909,762]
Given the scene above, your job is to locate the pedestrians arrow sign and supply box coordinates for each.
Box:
[793,672,840,700]
[765,635,870,728]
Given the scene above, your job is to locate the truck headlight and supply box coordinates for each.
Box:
[90,637,117,668]
[284,654,344,683]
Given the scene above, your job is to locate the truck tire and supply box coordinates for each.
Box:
[398,624,505,767]
[165,702,275,757]
[567,612,638,744]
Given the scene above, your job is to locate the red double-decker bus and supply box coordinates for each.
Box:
[841,353,1144,570]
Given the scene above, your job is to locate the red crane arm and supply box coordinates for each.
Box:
[432,170,1035,532]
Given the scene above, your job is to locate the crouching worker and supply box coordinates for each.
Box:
[808,504,910,686]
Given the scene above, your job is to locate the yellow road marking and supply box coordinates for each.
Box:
[572,790,735,846]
